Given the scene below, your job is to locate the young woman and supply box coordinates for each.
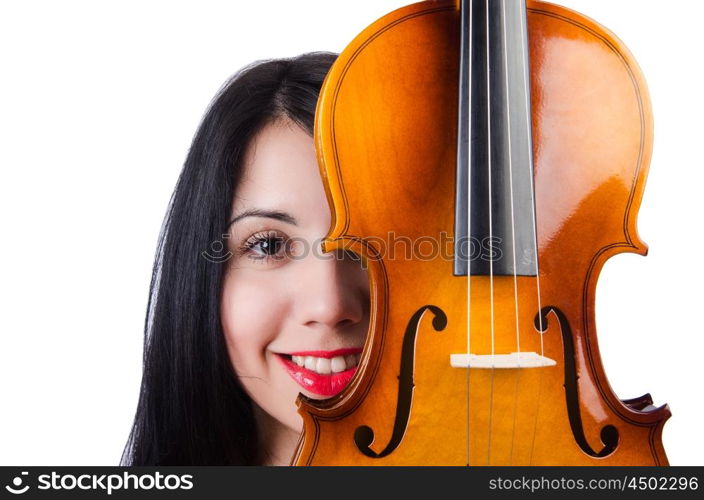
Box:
[121,52,370,466]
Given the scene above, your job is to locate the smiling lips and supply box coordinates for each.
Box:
[276,348,362,397]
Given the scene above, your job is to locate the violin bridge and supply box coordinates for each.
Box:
[450,352,556,369]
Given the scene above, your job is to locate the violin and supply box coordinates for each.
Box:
[294,0,670,465]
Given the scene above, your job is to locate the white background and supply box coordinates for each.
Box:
[0,0,701,465]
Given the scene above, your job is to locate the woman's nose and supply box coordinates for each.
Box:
[295,249,367,330]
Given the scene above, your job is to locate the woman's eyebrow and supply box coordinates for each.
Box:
[228,208,298,228]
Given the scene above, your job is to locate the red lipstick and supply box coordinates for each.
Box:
[287,348,361,359]
[275,348,362,397]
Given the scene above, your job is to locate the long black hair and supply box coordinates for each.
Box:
[121,52,337,465]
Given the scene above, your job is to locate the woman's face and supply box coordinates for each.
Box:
[221,119,369,437]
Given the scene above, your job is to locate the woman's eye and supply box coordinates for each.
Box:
[241,231,288,261]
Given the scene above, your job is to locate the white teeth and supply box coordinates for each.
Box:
[331,356,346,373]
[288,353,361,375]
[316,358,332,374]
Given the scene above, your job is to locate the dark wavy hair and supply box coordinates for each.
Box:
[121,52,337,465]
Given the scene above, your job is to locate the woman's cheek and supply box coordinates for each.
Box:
[220,268,285,378]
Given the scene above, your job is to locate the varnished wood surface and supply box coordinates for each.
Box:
[294,0,670,465]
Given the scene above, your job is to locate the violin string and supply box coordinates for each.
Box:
[485,0,495,466]
[517,0,546,464]
[517,0,544,362]
[465,0,473,468]
[500,0,521,367]
[500,0,522,466]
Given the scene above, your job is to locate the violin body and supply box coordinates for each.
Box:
[294,0,669,465]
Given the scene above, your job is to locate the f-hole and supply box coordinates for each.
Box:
[535,306,619,458]
[353,305,447,458]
